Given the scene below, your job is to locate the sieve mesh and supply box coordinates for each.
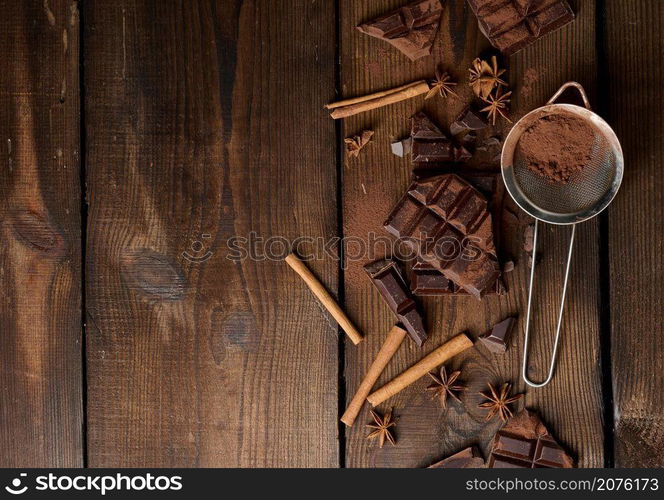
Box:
[510,113,618,217]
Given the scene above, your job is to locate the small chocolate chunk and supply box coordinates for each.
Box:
[479,316,516,353]
[488,409,575,468]
[391,137,413,158]
[428,447,485,468]
[357,0,443,61]
[454,107,488,131]
[364,259,427,346]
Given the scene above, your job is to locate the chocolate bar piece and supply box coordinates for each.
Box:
[410,112,471,169]
[479,316,516,352]
[451,107,488,135]
[385,174,501,298]
[357,0,443,61]
[466,0,575,55]
[488,409,575,468]
[364,259,427,346]
[412,258,505,295]
[428,447,485,468]
[409,172,507,296]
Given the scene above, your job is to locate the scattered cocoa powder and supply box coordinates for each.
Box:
[520,67,542,99]
[516,111,596,183]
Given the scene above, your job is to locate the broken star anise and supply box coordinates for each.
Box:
[426,366,465,408]
[480,88,512,125]
[426,68,458,100]
[344,130,374,158]
[479,382,524,422]
[468,56,507,99]
[366,409,397,448]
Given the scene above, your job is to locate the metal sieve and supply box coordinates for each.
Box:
[501,82,624,388]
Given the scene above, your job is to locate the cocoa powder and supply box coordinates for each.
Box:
[516,112,596,183]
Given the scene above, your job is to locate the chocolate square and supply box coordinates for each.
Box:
[467,0,574,54]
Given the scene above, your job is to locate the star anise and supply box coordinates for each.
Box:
[426,67,458,100]
[480,88,512,125]
[344,130,374,158]
[478,382,524,422]
[426,366,465,408]
[468,56,507,99]
[366,409,397,448]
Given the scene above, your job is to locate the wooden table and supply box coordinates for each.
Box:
[0,0,661,468]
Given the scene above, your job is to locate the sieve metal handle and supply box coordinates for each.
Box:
[522,219,577,388]
[546,81,591,110]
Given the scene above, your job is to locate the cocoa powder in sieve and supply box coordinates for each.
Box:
[516,112,596,183]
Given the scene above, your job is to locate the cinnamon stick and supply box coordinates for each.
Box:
[367,333,473,406]
[327,80,430,119]
[285,253,363,345]
[341,325,407,427]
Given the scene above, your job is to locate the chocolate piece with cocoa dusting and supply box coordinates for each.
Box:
[467,0,575,55]
[385,174,501,299]
[488,409,575,468]
[357,0,444,61]
[409,172,506,297]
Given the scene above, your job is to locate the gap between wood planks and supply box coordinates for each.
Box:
[77,0,89,468]
[334,0,348,469]
[595,0,615,469]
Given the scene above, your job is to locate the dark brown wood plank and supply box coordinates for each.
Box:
[84,1,339,466]
[0,0,82,467]
[604,0,664,468]
[341,0,604,467]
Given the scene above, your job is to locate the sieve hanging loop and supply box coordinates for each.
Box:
[546,81,591,109]
[522,219,576,388]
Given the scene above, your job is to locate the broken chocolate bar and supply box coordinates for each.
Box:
[466,0,575,55]
[410,112,471,169]
[488,409,575,468]
[385,174,501,298]
[479,316,515,352]
[364,259,427,346]
[428,447,485,468]
[412,258,505,295]
[357,0,443,61]
[407,171,508,297]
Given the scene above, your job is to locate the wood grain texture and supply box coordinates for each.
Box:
[0,0,83,467]
[341,0,604,467]
[84,1,339,467]
[604,0,664,468]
